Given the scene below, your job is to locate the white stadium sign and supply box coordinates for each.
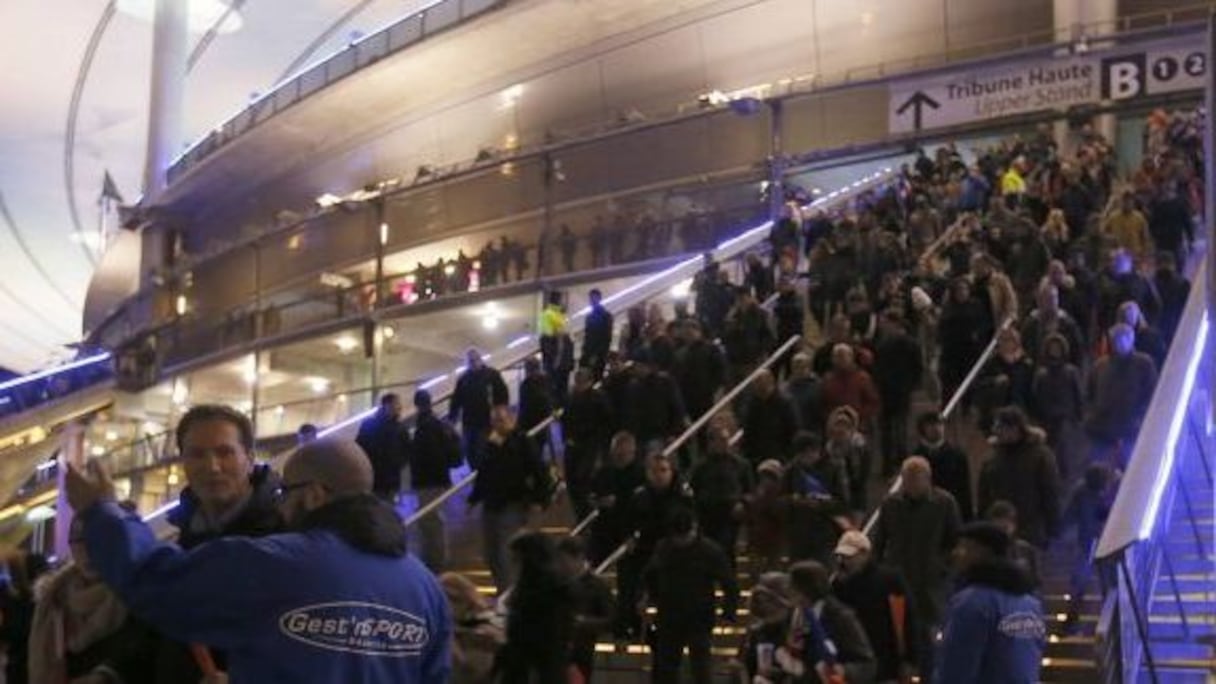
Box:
[889,35,1207,134]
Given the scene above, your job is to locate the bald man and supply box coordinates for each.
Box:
[871,456,961,677]
[66,439,451,684]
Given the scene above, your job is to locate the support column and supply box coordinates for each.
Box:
[142,0,188,197]
[1054,0,1119,146]
[768,100,786,222]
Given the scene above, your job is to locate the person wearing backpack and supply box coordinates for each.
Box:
[410,389,461,572]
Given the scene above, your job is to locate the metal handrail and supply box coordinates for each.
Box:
[1095,259,1209,558]
[860,315,1014,537]
[588,334,802,574]
[566,283,802,537]
[660,335,802,461]
[403,470,479,527]
[1091,257,1209,684]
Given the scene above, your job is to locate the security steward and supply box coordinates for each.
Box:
[66,439,451,684]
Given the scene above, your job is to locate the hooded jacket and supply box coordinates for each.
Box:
[935,559,1045,684]
[81,495,451,684]
[977,430,1061,548]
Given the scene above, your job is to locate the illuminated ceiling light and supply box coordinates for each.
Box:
[104,430,118,441]
[337,394,348,403]
[117,0,244,34]
[241,355,258,384]
[670,278,693,300]
[381,325,396,339]
[167,469,180,486]
[69,232,103,248]
[334,335,359,353]
[306,376,331,394]
[90,445,105,457]
[500,84,524,109]
[443,264,456,276]
[315,193,343,209]
[24,505,55,523]
[379,222,389,246]
[175,295,188,315]
[482,315,500,330]
[274,405,285,415]
[287,234,303,251]
[171,380,189,406]
[504,133,519,149]
[499,162,516,177]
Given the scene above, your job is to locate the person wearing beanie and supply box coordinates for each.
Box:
[936,522,1045,684]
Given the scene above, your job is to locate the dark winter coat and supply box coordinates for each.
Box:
[563,385,615,451]
[517,374,554,434]
[582,305,615,366]
[871,488,961,625]
[589,460,647,560]
[643,537,738,629]
[468,430,553,512]
[355,410,410,495]
[448,366,510,430]
[410,410,456,490]
[628,479,695,559]
[742,390,801,464]
[1084,351,1159,443]
[620,371,687,445]
[784,374,824,435]
[782,458,849,563]
[723,304,775,367]
[833,562,918,681]
[917,440,974,522]
[873,331,924,412]
[674,339,727,419]
[977,432,1061,548]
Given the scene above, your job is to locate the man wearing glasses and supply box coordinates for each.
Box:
[66,438,451,683]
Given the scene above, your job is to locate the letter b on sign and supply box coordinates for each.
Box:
[1102,54,1145,100]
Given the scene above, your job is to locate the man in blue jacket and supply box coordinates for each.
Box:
[936,522,1045,684]
[66,439,451,684]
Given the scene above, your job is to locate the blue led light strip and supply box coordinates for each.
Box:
[0,352,111,393]
[1139,314,1209,539]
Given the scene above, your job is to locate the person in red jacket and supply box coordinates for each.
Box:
[819,344,881,430]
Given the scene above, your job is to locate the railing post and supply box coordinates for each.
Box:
[1159,546,1191,639]
[1120,555,1160,684]
[1176,472,1206,557]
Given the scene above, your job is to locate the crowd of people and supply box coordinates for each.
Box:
[384,201,761,307]
[0,110,1199,684]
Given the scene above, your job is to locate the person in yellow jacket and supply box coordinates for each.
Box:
[1000,158,1026,209]
[1102,193,1153,262]
[539,291,573,404]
